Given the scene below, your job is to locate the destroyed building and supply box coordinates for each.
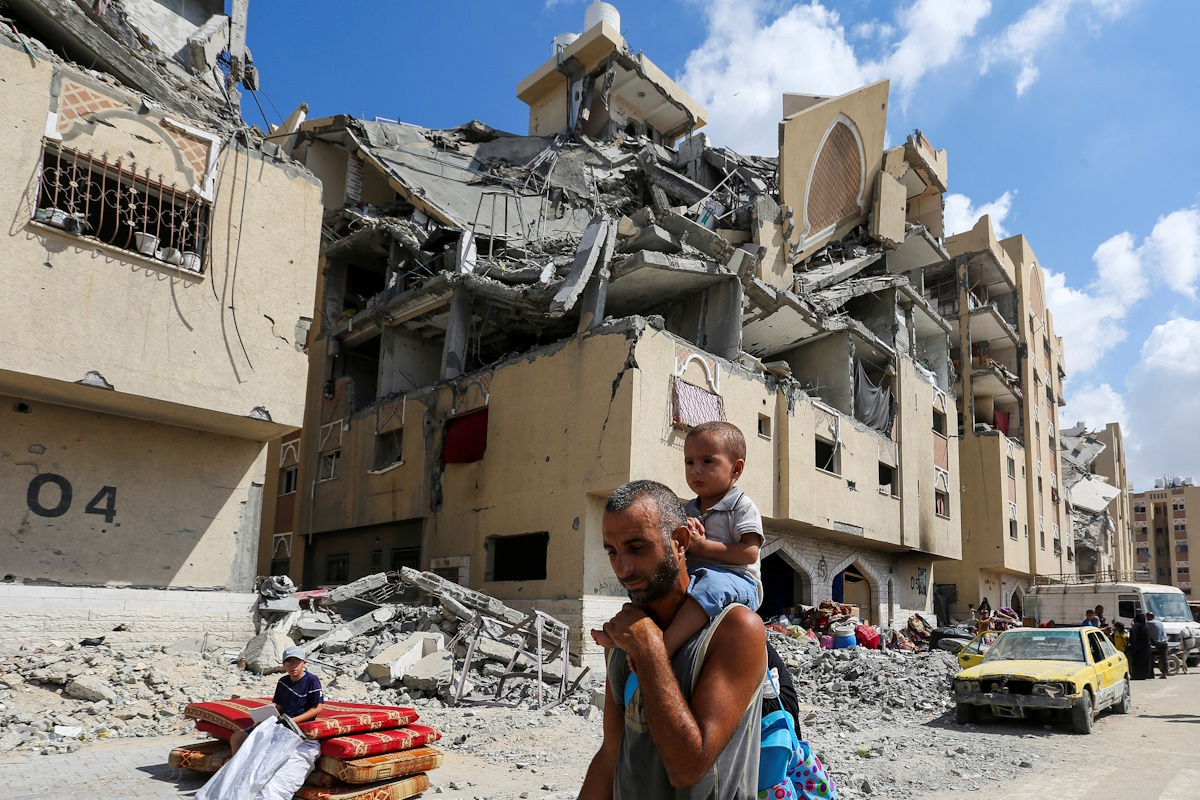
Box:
[1132,476,1196,595]
[0,0,322,646]
[260,4,968,666]
[932,216,1075,619]
[1059,421,1133,576]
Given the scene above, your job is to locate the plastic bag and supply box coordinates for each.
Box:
[196,720,302,800]
[253,739,320,800]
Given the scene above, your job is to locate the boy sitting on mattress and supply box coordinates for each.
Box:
[230,645,324,754]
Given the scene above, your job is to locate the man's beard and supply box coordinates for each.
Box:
[624,547,681,607]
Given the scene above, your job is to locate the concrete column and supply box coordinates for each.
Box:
[440,288,472,380]
[576,268,609,333]
[704,278,743,361]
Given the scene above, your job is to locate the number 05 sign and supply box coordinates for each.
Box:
[26,473,118,524]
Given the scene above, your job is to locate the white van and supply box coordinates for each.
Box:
[1027,582,1200,664]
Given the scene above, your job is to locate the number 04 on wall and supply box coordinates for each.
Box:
[26,473,118,524]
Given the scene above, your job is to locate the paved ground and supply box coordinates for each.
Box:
[0,672,1195,799]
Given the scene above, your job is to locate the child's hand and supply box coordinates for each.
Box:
[686,516,707,546]
[591,628,617,650]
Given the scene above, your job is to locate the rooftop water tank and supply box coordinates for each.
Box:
[552,32,579,57]
[585,1,620,33]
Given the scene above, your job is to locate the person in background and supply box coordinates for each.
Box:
[1128,613,1154,680]
[1146,612,1169,679]
[1081,609,1098,627]
[1111,621,1128,654]
[1094,605,1108,628]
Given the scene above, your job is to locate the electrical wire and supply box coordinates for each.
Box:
[248,88,272,133]
[229,131,254,369]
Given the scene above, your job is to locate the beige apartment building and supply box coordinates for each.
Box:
[1094,424,1134,573]
[259,5,963,664]
[1132,478,1196,596]
[931,216,1072,619]
[0,2,321,644]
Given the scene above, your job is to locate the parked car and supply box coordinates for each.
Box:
[951,627,1129,734]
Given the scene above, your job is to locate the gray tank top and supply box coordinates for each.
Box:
[607,605,763,799]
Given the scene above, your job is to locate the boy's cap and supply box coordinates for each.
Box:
[282,646,306,662]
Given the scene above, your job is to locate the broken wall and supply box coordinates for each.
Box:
[779,81,889,264]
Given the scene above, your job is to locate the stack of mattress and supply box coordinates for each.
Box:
[171,698,443,800]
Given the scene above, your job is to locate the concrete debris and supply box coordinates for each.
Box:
[237,631,295,674]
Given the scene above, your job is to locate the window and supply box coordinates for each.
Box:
[318,450,340,481]
[1178,543,1190,554]
[373,430,403,471]
[391,547,421,572]
[1087,633,1104,664]
[487,532,549,582]
[758,413,772,439]
[370,549,383,571]
[1067,547,1074,562]
[932,409,947,435]
[1174,500,1186,511]
[1040,530,1046,550]
[1178,566,1190,575]
[1134,502,1146,513]
[1009,519,1018,540]
[270,557,291,576]
[279,466,298,496]
[1118,596,1139,619]
[324,554,350,584]
[1038,476,1043,495]
[1156,547,1165,557]
[935,490,950,519]
[671,377,724,429]
[1007,457,1015,478]
[443,408,489,464]
[815,438,839,475]
[1175,521,1187,532]
[878,463,898,497]
[35,141,211,273]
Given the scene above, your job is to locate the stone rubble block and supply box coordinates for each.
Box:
[401,650,454,693]
[366,631,446,686]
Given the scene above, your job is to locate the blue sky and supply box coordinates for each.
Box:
[247,0,1200,489]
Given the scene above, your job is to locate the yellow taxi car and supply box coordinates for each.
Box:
[956,630,1001,670]
[951,627,1129,734]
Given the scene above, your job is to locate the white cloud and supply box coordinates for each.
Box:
[678,0,990,155]
[981,0,1136,96]
[944,190,1014,238]
[1042,206,1200,375]
[1118,318,1200,489]
[1058,382,1127,434]
[1143,209,1200,299]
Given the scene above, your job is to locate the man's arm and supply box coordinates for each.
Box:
[604,603,766,789]
[578,669,623,800]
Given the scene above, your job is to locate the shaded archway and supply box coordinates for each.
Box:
[760,551,813,619]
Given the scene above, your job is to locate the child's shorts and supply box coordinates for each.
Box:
[687,566,760,618]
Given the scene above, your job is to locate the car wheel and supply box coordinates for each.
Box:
[1114,678,1131,715]
[1071,689,1095,734]
[954,702,975,725]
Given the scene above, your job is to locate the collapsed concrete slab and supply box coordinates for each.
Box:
[366,632,446,686]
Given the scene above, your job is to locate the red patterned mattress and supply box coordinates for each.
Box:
[195,719,442,760]
[315,746,443,784]
[317,725,441,760]
[295,774,430,800]
[184,699,418,739]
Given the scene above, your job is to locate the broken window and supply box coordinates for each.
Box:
[935,489,950,519]
[932,409,947,436]
[443,408,489,464]
[279,466,298,496]
[325,554,350,584]
[878,463,897,497]
[758,414,772,440]
[487,532,549,582]
[318,450,340,482]
[671,377,724,429]
[390,547,421,572]
[815,437,839,475]
[35,141,210,273]
[373,430,403,472]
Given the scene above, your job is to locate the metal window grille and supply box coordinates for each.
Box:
[671,377,724,429]
[34,141,211,274]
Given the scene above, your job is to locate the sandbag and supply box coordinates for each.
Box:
[254,739,321,800]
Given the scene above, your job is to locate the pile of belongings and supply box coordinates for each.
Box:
[988,606,1022,630]
[170,698,442,800]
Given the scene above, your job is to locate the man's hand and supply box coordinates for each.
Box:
[602,603,663,659]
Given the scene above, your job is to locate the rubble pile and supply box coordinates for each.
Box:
[0,570,595,757]
[769,631,958,717]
